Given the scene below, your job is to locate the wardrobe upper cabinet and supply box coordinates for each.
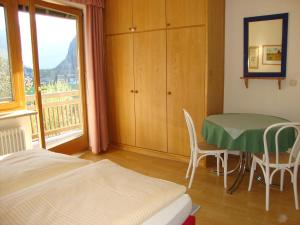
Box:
[106,34,136,146]
[167,27,206,156]
[105,0,133,34]
[134,31,167,152]
[166,0,207,28]
[133,0,166,31]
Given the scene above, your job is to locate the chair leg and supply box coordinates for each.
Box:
[248,159,256,192]
[224,151,228,189]
[293,166,299,210]
[188,153,198,189]
[265,167,270,211]
[217,155,220,176]
[280,169,285,192]
[186,156,193,179]
[188,164,196,189]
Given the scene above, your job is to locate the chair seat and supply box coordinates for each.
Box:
[198,144,240,155]
[254,152,291,165]
[198,144,226,154]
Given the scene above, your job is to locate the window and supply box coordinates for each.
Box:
[18,3,86,149]
[0,0,25,112]
[0,0,88,152]
[0,6,13,103]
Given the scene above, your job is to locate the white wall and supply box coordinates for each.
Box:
[224,0,300,121]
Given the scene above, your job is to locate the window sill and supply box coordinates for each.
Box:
[0,110,37,121]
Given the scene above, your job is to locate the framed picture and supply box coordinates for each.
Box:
[262,45,282,65]
[248,46,259,69]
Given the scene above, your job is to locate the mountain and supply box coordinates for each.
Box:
[24,37,78,84]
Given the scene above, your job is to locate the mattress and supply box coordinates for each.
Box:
[0,159,187,225]
[0,150,192,225]
[142,194,192,225]
[0,149,91,197]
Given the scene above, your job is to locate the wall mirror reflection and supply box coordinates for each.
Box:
[244,13,288,77]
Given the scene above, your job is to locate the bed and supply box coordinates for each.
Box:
[0,149,194,225]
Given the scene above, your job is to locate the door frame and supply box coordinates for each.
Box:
[27,0,89,154]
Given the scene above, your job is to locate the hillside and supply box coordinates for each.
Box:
[24,37,78,84]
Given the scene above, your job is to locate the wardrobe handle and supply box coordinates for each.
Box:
[167,91,172,95]
[166,23,171,27]
[135,90,139,93]
[130,90,134,93]
[129,27,136,32]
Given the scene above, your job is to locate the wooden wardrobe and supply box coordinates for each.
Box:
[105,0,225,163]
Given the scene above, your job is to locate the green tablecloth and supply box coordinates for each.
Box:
[202,113,295,153]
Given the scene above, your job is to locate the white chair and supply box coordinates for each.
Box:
[183,109,228,189]
[248,122,300,211]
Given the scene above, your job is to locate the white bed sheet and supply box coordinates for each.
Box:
[142,194,192,225]
[0,150,192,225]
[0,159,187,225]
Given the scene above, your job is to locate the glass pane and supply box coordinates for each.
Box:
[19,8,84,148]
[36,10,83,148]
[0,6,13,103]
[18,10,40,146]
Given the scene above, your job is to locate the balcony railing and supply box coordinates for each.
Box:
[26,90,82,140]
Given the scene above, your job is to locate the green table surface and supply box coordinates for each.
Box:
[202,113,295,153]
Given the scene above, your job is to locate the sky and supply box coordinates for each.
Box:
[19,12,76,69]
[0,7,77,69]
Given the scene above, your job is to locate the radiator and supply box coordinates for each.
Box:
[0,127,26,156]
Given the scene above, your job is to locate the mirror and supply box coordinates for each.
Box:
[244,13,288,77]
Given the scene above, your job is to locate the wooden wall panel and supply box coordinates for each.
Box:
[134,30,167,152]
[104,0,225,162]
[167,27,206,156]
[166,0,207,28]
[105,0,133,34]
[133,0,166,31]
[206,0,225,116]
[106,34,136,145]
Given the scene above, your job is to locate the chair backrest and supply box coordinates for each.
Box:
[183,109,198,153]
[263,122,300,167]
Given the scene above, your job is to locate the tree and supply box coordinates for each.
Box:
[0,56,13,102]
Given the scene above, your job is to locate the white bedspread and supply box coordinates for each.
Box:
[0,149,90,197]
[0,159,186,225]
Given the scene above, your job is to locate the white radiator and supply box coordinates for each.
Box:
[0,127,26,156]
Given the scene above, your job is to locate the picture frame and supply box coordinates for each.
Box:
[262,45,282,65]
[248,46,259,69]
[243,13,288,78]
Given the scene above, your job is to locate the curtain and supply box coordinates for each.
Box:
[67,0,104,8]
[66,0,109,153]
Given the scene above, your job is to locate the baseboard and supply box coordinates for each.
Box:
[110,143,207,167]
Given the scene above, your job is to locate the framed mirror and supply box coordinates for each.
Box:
[244,13,288,78]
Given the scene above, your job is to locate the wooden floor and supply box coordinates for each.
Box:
[81,149,300,225]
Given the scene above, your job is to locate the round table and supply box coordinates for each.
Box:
[201,113,295,194]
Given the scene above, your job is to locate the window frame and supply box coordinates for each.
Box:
[17,0,88,152]
[0,0,25,112]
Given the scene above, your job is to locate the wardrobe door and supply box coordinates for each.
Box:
[106,34,136,145]
[133,0,166,31]
[167,27,206,156]
[105,0,133,35]
[166,0,206,28]
[134,30,167,152]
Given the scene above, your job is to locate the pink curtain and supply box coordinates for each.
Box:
[68,0,104,8]
[66,0,109,153]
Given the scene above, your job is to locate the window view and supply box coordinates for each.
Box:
[19,8,84,148]
[0,6,13,103]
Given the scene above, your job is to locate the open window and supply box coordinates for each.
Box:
[0,0,88,153]
[0,0,25,111]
